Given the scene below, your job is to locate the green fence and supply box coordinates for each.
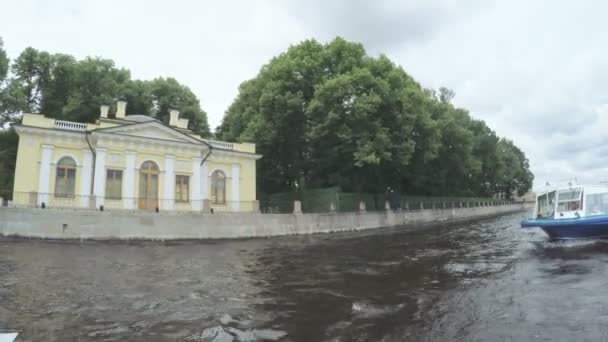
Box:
[259,188,513,214]
[259,192,294,213]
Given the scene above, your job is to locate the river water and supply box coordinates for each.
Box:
[2,211,608,341]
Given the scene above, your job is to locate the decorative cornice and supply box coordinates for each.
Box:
[93,120,204,145]
[15,125,86,138]
[15,124,262,159]
[92,131,208,150]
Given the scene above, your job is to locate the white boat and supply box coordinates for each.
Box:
[521,184,608,239]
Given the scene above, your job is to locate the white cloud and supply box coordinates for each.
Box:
[2,0,607,189]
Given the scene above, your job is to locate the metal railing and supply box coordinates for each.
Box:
[260,191,517,214]
[54,120,87,131]
[3,192,259,213]
[259,196,295,213]
[2,191,516,214]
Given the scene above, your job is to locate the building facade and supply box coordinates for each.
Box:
[12,100,261,212]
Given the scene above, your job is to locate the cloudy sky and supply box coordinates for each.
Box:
[2,0,607,189]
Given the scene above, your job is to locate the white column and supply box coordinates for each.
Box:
[164,154,175,210]
[80,149,93,207]
[93,148,106,207]
[201,162,209,200]
[192,157,202,210]
[37,144,54,205]
[231,163,240,211]
[124,151,136,209]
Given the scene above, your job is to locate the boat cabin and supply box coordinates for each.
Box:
[534,185,608,220]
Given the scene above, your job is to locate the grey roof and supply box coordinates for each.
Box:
[124,115,158,123]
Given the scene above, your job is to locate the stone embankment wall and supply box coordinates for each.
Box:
[0,204,525,240]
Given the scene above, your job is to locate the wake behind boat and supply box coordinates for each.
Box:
[521,184,608,239]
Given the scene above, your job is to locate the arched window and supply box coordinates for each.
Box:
[55,157,76,197]
[211,170,226,204]
[141,161,159,172]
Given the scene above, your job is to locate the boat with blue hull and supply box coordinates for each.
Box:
[522,215,608,239]
[521,184,608,239]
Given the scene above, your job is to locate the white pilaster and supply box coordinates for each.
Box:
[164,154,175,210]
[80,149,93,207]
[201,162,209,200]
[93,148,106,207]
[124,151,136,209]
[37,144,54,205]
[231,164,240,212]
[192,158,202,210]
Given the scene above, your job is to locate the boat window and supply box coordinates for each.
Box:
[585,193,608,216]
[557,201,580,212]
[548,191,556,207]
[536,194,550,218]
[557,188,582,201]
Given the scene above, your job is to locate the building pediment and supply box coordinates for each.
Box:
[92,121,206,145]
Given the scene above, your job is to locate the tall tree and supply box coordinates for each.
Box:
[496,139,534,199]
[0,45,210,135]
[219,37,534,198]
[0,129,17,197]
[220,39,330,192]
[147,77,210,137]
[0,38,8,86]
[0,38,16,196]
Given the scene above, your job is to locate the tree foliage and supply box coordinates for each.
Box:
[0,46,210,133]
[0,39,210,194]
[218,37,533,198]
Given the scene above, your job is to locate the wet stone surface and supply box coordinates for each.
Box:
[3,212,608,340]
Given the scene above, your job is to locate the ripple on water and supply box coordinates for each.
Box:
[444,261,511,278]
[186,325,288,342]
[351,301,405,319]
[12,212,608,341]
[86,323,131,338]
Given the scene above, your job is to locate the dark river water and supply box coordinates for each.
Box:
[3,211,608,341]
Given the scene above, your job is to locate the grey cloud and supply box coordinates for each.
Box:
[279,0,493,51]
[545,134,608,160]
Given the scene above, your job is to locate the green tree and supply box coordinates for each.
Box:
[1,45,210,135]
[147,77,210,137]
[496,139,534,199]
[0,38,16,196]
[0,128,17,196]
[219,37,534,198]
[219,39,330,193]
[0,38,8,86]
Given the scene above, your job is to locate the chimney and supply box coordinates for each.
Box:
[169,108,180,127]
[100,104,109,118]
[116,99,127,119]
[178,118,189,129]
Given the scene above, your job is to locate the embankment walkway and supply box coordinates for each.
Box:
[0,203,526,240]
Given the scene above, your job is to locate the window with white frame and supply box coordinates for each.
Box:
[55,157,76,197]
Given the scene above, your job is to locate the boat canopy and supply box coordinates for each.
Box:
[583,185,608,216]
[534,184,608,220]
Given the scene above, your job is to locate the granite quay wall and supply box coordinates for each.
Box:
[0,202,526,240]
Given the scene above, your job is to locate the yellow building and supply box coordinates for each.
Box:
[12,100,261,212]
